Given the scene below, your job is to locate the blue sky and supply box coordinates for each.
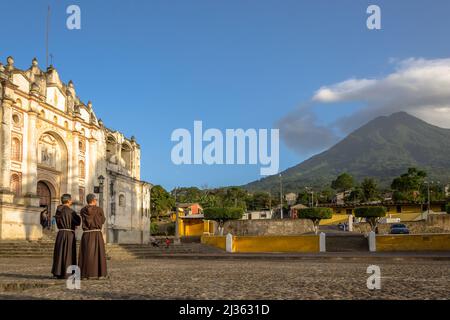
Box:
[2,0,450,190]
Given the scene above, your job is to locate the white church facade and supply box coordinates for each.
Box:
[0,56,151,244]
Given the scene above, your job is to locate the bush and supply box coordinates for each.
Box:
[166,222,176,236]
[354,206,387,231]
[203,207,244,221]
[298,207,333,234]
[446,204,450,214]
[298,207,333,220]
[354,206,387,218]
[150,222,159,235]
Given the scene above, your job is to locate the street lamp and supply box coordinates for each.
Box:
[279,174,283,219]
[97,175,105,208]
[305,187,314,207]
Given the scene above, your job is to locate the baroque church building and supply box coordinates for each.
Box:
[0,56,151,244]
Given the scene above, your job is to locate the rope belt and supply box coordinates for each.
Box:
[83,229,102,233]
[58,229,74,232]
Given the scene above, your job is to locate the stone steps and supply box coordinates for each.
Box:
[0,241,222,259]
[326,235,369,252]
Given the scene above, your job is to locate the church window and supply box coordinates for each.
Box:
[11,137,22,161]
[79,139,86,153]
[12,114,21,126]
[15,99,22,108]
[10,173,21,196]
[79,160,85,178]
[119,194,126,207]
[79,187,85,204]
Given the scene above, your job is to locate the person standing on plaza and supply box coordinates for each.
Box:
[78,193,108,279]
[51,194,81,279]
[40,208,48,229]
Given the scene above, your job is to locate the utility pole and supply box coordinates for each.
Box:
[279,174,283,219]
[174,187,180,245]
[427,181,432,215]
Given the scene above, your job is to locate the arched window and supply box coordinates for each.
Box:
[79,160,85,178]
[79,187,85,204]
[11,138,22,161]
[119,194,126,207]
[64,121,69,130]
[121,143,132,170]
[12,114,21,126]
[39,110,45,118]
[79,139,86,153]
[10,174,21,196]
[53,116,58,124]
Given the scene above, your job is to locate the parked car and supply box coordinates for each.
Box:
[390,223,410,234]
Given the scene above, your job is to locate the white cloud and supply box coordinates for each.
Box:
[279,57,450,155]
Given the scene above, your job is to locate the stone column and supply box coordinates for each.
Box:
[23,108,40,206]
[25,110,38,194]
[0,97,14,202]
[88,137,97,193]
[71,131,80,203]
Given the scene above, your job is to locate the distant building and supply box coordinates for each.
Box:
[318,201,448,220]
[242,210,273,220]
[285,192,297,205]
[177,203,203,215]
[290,204,308,219]
[172,203,205,237]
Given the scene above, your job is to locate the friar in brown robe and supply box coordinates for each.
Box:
[78,193,108,279]
[51,194,81,279]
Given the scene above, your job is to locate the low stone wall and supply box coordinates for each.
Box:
[427,214,450,232]
[353,214,450,235]
[377,234,450,252]
[0,203,43,240]
[223,219,315,236]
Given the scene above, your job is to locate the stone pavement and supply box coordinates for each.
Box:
[0,257,449,300]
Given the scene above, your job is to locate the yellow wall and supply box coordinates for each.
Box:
[201,235,226,250]
[320,214,348,225]
[234,235,319,253]
[377,234,450,252]
[201,235,320,253]
[178,218,205,237]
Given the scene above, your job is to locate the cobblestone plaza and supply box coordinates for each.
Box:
[0,258,449,300]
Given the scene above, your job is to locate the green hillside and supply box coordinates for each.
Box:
[245,112,450,192]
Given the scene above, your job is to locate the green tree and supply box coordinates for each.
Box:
[361,178,379,202]
[317,187,335,204]
[223,187,248,210]
[331,173,354,192]
[151,185,175,219]
[204,207,244,235]
[391,168,427,201]
[354,206,387,231]
[247,191,271,210]
[297,207,332,234]
[346,186,363,203]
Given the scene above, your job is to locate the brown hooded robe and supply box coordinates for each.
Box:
[78,205,107,278]
[51,205,81,279]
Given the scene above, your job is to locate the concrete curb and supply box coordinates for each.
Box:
[107,252,450,262]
